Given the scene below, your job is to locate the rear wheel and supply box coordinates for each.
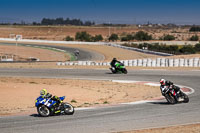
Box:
[182,93,189,103]
[63,103,74,115]
[37,105,51,117]
[110,68,116,74]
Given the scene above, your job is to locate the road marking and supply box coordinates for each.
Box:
[144,83,160,86]
[112,80,139,83]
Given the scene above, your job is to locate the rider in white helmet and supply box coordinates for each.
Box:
[159,79,181,96]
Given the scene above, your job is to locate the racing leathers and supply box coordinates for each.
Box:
[160,80,181,96]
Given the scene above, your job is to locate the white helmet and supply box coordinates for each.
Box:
[160,79,166,85]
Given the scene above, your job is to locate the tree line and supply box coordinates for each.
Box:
[71,30,200,55]
[0,17,95,26]
[122,43,200,55]
[67,31,199,42]
[189,26,200,32]
[36,18,95,26]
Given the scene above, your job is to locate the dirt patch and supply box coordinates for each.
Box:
[0,45,69,61]
[0,77,160,116]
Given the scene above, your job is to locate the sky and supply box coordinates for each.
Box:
[0,0,199,25]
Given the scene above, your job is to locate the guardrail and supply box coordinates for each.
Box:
[57,58,200,67]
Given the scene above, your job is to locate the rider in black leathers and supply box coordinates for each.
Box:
[159,79,182,97]
[110,58,121,70]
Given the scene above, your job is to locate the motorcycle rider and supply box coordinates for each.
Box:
[159,79,182,97]
[110,58,122,70]
[40,89,62,108]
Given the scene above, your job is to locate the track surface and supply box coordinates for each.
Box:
[0,68,200,133]
[0,42,105,61]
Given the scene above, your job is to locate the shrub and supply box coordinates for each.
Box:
[65,36,74,41]
[134,31,152,41]
[109,33,119,41]
[190,35,199,41]
[75,31,91,41]
[163,35,175,41]
[169,45,179,52]
[71,99,77,103]
[195,43,200,51]
[91,34,103,42]
[121,36,128,41]
[179,45,196,54]
[121,34,134,41]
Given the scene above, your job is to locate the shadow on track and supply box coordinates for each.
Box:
[105,72,113,74]
[148,101,172,105]
[30,114,40,117]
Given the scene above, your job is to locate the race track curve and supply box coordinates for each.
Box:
[0,68,200,133]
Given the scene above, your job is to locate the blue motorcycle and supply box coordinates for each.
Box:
[35,96,74,117]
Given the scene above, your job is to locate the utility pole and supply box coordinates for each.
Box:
[109,21,111,37]
[15,35,19,61]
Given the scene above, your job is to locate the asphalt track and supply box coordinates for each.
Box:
[0,42,105,61]
[0,68,200,133]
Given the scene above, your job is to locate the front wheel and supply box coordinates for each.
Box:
[37,105,51,117]
[165,94,177,104]
[123,68,128,74]
[63,103,74,115]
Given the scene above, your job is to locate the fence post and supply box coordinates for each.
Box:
[194,58,199,67]
[189,58,194,67]
[138,59,142,67]
[156,58,161,67]
[179,59,184,67]
[133,59,138,66]
[160,58,166,67]
[174,59,179,67]
[169,59,174,67]
[142,59,147,67]
[147,59,152,67]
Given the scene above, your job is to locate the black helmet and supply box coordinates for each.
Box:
[113,58,117,61]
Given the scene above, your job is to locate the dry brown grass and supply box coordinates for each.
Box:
[0,25,199,41]
[0,77,160,115]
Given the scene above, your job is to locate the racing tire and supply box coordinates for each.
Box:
[165,94,177,104]
[123,68,128,74]
[110,68,116,74]
[37,105,51,117]
[182,93,189,103]
[63,103,74,115]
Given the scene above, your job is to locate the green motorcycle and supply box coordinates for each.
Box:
[110,62,128,74]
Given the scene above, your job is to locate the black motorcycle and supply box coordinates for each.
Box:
[161,86,189,104]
